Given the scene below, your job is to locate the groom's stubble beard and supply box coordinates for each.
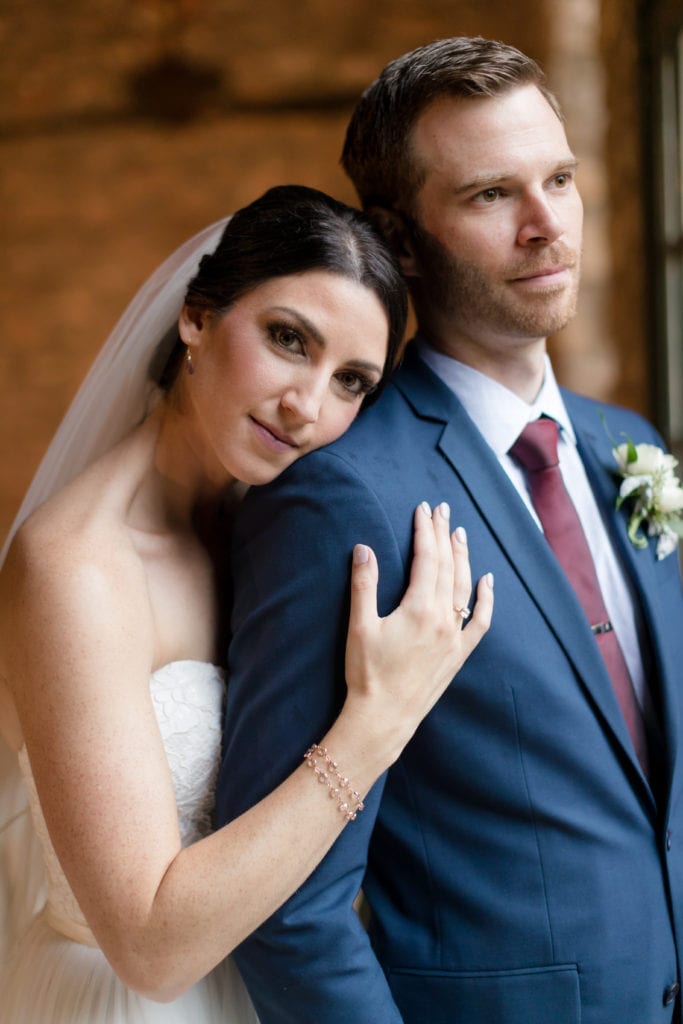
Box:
[408,219,582,342]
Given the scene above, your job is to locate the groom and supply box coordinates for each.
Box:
[216,37,683,1023]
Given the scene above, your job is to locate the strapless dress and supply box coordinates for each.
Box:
[0,661,259,1024]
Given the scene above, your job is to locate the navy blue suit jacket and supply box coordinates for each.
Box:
[216,346,683,1024]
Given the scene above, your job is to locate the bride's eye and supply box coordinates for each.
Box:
[335,370,378,398]
[268,322,305,354]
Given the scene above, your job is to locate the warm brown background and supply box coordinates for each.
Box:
[0,0,650,540]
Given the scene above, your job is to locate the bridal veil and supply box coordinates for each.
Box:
[0,214,230,961]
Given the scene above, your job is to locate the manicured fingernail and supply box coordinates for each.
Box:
[485,572,494,588]
[455,526,467,544]
[439,501,450,519]
[353,544,369,565]
[420,501,431,516]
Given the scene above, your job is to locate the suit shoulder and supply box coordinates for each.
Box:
[562,390,665,445]
[245,383,410,498]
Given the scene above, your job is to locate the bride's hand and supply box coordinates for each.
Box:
[343,501,493,762]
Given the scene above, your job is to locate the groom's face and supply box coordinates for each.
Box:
[403,84,583,360]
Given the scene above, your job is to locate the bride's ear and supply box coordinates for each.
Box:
[178,305,208,348]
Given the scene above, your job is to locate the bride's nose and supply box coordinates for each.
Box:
[279,376,326,424]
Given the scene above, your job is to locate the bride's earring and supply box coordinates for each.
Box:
[185,346,194,376]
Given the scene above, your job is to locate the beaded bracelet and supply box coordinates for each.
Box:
[303,744,365,822]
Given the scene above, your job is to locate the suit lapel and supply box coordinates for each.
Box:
[566,394,681,791]
[395,352,655,798]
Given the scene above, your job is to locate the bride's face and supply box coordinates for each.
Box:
[179,270,389,487]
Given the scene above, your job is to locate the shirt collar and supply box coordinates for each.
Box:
[415,338,576,456]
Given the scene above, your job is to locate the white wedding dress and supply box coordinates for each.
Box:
[0,660,260,1024]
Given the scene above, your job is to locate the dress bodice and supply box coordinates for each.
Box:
[17,660,225,945]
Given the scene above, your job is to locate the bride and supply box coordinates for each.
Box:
[0,184,493,1023]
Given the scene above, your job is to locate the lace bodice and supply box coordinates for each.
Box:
[17,660,225,945]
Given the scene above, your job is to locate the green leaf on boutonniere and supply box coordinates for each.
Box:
[625,438,638,464]
[627,512,649,548]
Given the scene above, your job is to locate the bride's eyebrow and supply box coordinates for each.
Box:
[269,305,383,376]
[269,306,324,347]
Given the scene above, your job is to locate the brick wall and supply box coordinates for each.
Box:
[0,0,646,539]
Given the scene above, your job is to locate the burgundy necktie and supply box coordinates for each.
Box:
[510,418,649,776]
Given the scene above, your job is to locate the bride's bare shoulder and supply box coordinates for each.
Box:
[0,476,155,707]
[8,474,132,573]
[0,444,151,634]
[4,420,158,583]
[0,418,179,689]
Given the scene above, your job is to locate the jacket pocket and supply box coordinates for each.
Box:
[389,962,580,1024]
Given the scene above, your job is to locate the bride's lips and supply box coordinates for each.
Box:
[249,416,300,454]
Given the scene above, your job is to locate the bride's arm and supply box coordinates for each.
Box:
[1,502,492,1002]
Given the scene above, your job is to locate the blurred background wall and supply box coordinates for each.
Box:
[1,0,681,540]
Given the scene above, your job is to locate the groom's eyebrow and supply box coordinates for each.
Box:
[453,155,580,196]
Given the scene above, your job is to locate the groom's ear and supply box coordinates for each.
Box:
[367,206,420,279]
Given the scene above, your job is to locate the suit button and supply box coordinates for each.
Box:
[663,980,679,1006]
[666,830,673,851]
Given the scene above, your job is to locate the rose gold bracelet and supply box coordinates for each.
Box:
[303,744,365,822]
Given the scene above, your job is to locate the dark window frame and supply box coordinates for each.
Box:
[639,0,683,460]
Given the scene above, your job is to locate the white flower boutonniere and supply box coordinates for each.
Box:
[612,438,683,560]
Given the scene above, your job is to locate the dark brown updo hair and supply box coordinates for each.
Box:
[157,184,407,404]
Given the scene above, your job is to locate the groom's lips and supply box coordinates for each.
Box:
[510,264,572,286]
[508,248,577,288]
[514,265,568,279]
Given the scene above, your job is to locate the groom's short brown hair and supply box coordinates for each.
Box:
[341,36,562,213]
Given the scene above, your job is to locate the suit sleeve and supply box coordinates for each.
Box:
[215,449,407,1023]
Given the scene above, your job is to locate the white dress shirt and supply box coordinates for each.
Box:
[417,340,650,714]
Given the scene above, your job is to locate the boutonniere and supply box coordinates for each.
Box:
[610,435,683,560]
